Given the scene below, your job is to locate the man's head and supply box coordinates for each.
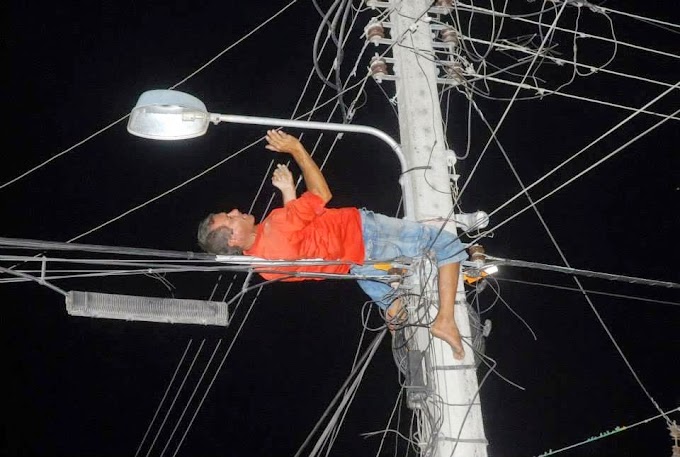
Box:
[197,209,257,255]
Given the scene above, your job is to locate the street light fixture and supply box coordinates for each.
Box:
[127,90,211,140]
[128,89,415,218]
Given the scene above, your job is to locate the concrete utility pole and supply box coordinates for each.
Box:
[387,1,488,455]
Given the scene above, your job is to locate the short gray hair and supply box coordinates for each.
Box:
[197,213,244,255]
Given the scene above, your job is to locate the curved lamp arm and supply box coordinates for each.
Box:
[128,89,414,218]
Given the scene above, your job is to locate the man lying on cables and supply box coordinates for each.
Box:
[197,130,468,360]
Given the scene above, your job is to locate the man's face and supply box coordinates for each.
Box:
[210,209,256,248]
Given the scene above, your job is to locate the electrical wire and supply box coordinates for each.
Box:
[561,2,680,31]
[171,287,264,456]
[159,340,223,457]
[160,7,379,442]
[485,278,537,340]
[65,140,258,244]
[532,406,680,457]
[416,0,572,259]
[458,80,680,224]
[134,339,194,457]
[444,73,678,428]
[9,1,679,454]
[462,105,680,425]
[473,74,680,121]
[494,277,680,307]
[312,0,344,91]
[482,104,680,241]
[452,32,678,90]
[0,116,128,192]
[143,339,206,457]
[488,257,680,289]
[0,265,67,296]
[293,330,387,457]
[0,0,303,192]
[452,1,680,61]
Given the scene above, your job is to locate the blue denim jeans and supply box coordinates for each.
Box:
[350,210,468,309]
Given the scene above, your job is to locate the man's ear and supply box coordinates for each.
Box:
[226,233,239,247]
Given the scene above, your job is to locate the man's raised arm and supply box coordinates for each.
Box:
[265,130,332,203]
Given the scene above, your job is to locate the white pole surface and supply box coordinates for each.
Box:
[389,2,488,455]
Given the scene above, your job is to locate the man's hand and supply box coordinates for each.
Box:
[272,164,294,190]
[265,130,304,155]
[264,129,332,204]
[272,164,297,204]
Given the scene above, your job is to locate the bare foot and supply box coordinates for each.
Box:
[430,319,465,360]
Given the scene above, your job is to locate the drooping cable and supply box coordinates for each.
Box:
[563,2,680,32]
[453,1,680,61]
[312,0,344,92]
[452,32,677,90]
[484,279,537,340]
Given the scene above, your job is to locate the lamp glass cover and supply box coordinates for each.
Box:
[127,90,210,140]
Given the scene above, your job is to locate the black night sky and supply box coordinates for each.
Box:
[4,1,679,456]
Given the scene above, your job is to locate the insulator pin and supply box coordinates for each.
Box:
[365,21,385,45]
[387,267,407,289]
[440,27,459,47]
[444,60,466,84]
[468,244,486,266]
[370,55,388,82]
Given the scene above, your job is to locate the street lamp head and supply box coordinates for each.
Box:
[127,89,211,140]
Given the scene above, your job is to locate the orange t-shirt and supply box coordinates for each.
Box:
[243,192,364,281]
